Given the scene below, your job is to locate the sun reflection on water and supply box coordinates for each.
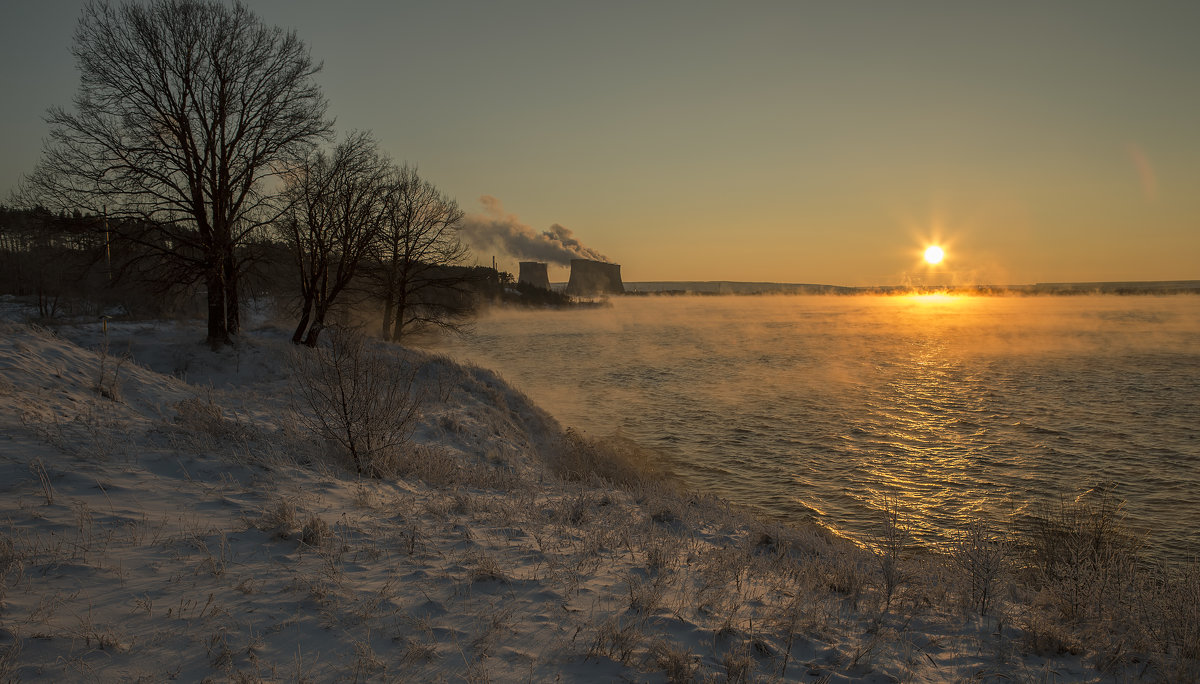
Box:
[851,327,1002,546]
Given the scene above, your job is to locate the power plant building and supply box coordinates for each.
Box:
[517,262,551,290]
[566,259,624,295]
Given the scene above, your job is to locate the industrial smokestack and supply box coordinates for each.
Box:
[566,259,624,296]
[518,262,550,290]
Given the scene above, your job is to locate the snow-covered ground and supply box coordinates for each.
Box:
[0,304,1194,682]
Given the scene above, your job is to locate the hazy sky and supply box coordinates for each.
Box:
[3,1,1198,286]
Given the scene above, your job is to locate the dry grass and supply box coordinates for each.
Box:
[586,616,644,666]
[549,429,675,490]
[257,497,298,539]
[173,393,255,443]
[650,639,699,683]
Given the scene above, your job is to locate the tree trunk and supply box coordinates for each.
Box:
[292,295,314,345]
[206,268,229,349]
[303,301,329,347]
[391,295,406,343]
[381,295,394,341]
[380,257,398,340]
[390,269,408,343]
[224,249,240,336]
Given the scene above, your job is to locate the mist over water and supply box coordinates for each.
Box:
[430,295,1200,561]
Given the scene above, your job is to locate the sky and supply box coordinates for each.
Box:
[2,1,1199,286]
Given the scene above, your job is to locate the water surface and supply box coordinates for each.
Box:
[430,295,1200,560]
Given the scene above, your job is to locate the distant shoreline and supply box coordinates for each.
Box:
[547,280,1200,296]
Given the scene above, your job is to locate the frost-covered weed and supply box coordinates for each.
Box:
[92,337,128,402]
[719,645,755,683]
[0,634,21,683]
[625,571,669,615]
[1135,560,1200,679]
[949,517,1013,616]
[873,498,910,612]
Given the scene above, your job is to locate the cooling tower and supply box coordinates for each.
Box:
[566,259,624,295]
[517,261,550,290]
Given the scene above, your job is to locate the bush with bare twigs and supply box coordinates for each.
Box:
[949,517,1013,617]
[1022,484,1141,627]
[290,327,423,478]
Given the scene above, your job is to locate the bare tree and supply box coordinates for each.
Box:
[373,165,471,343]
[279,132,391,347]
[18,0,331,348]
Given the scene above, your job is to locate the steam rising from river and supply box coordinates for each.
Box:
[429,295,1200,561]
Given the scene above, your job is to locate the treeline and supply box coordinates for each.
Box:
[0,202,507,342]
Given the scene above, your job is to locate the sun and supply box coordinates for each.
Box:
[924,245,945,265]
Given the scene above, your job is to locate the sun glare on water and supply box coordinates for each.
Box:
[924,246,945,265]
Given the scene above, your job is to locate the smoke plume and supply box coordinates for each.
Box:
[459,196,607,265]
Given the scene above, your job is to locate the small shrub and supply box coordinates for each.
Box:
[290,327,423,478]
[817,547,870,610]
[556,490,601,526]
[948,517,1013,616]
[351,640,386,680]
[586,616,644,665]
[643,534,680,574]
[0,533,15,574]
[0,532,18,608]
[720,647,754,684]
[401,640,438,664]
[1018,607,1081,656]
[1021,483,1141,625]
[873,497,910,611]
[0,633,21,683]
[1138,559,1200,677]
[465,551,508,584]
[625,572,666,614]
